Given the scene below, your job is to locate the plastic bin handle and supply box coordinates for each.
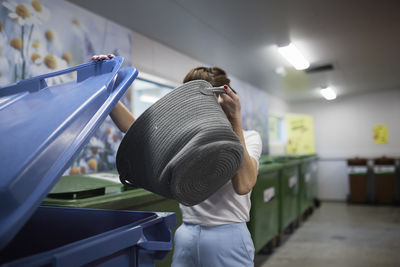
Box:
[136,214,175,252]
[0,57,123,97]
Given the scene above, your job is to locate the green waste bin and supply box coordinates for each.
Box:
[247,162,282,253]
[309,155,319,206]
[42,172,182,267]
[272,156,300,232]
[290,155,318,216]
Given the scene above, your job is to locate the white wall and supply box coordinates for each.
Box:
[131,31,205,85]
[268,94,290,155]
[268,94,291,117]
[291,89,400,200]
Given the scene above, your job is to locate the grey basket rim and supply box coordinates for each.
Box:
[125,79,225,134]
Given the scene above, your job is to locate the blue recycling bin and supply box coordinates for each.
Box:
[0,57,176,266]
[0,207,176,266]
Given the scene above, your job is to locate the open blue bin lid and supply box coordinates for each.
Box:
[0,57,138,250]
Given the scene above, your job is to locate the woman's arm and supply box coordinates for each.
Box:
[92,54,135,133]
[230,121,258,195]
[110,101,135,133]
[218,85,258,195]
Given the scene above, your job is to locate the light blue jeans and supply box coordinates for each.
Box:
[172,222,255,267]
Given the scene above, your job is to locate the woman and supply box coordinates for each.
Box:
[172,66,261,267]
[93,54,262,266]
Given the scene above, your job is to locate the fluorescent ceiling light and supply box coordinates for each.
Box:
[139,94,159,103]
[278,43,310,70]
[320,87,336,100]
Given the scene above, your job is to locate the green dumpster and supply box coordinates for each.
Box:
[290,155,318,216]
[273,156,300,232]
[42,172,182,267]
[247,162,282,253]
[309,155,319,206]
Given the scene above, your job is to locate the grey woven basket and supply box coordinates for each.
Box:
[116,80,244,206]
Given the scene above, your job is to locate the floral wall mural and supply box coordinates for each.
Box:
[0,0,134,175]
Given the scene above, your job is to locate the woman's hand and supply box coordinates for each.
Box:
[218,85,241,123]
[91,54,115,61]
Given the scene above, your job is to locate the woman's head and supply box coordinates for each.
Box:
[183,66,236,93]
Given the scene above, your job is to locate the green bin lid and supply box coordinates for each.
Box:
[259,155,274,164]
[271,156,301,166]
[47,172,130,200]
[258,162,282,173]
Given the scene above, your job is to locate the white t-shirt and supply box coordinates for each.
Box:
[180,130,262,226]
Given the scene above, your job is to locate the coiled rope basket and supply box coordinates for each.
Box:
[116,80,244,206]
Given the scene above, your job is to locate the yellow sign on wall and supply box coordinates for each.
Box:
[285,114,315,154]
[373,125,388,144]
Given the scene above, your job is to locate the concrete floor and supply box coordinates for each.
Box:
[255,202,400,267]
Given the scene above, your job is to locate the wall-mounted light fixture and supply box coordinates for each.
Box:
[278,43,310,70]
[320,87,336,100]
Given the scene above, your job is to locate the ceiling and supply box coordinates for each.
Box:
[68,0,400,102]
